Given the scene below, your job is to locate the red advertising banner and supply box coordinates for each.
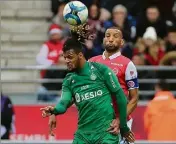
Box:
[10,105,147,140]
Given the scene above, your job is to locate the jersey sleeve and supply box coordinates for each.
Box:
[53,75,73,115]
[60,76,72,102]
[125,61,139,90]
[102,65,121,92]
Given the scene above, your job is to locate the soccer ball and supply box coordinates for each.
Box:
[63,1,88,26]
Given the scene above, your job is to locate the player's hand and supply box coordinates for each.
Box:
[107,118,120,135]
[122,130,135,143]
[40,106,54,118]
[49,114,57,136]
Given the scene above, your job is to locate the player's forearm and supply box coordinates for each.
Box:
[53,100,70,115]
[114,88,128,129]
[127,98,138,116]
[127,89,139,116]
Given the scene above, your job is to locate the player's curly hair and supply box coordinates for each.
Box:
[70,23,95,44]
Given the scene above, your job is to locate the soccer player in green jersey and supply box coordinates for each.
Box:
[40,38,135,144]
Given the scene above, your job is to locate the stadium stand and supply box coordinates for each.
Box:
[1,1,52,96]
[1,0,176,143]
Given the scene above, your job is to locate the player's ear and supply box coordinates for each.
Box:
[120,39,124,47]
[78,52,84,59]
[103,37,106,44]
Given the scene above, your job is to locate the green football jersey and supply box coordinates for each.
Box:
[62,62,121,132]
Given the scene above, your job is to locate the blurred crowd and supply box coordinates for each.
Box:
[49,0,176,64]
[35,0,176,102]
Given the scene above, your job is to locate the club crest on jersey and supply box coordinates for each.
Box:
[127,81,135,88]
[130,71,134,76]
[112,68,118,74]
[90,73,97,80]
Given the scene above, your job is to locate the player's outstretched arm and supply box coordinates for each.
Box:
[40,91,72,117]
[103,68,128,129]
[40,79,73,117]
[103,66,135,143]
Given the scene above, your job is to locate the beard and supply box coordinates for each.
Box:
[104,44,120,53]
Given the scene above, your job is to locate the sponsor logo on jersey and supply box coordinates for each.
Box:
[90,73,97,80]
[109,72,116,88]
[111,63,123,66]
[81,85,89,90]
[127,81,135,88]
[75,90,103,103]
[130,71,134,76]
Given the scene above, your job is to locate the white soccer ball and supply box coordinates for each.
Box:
[63,1,88,26]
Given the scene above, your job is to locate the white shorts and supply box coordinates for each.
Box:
[120,118,133,144]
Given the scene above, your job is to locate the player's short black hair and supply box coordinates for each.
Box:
[157,79,170,91]
[106,27,123,38]
[63,37,83,54]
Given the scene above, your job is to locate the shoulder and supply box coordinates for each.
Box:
[44,41,50,45]
[125,61,137,74]
[125,61,138,80]
[89,55,102,62]
[90,62,110,72]
[2,96,12,105]
[63,73,75,85]
[41,42,50,51]
[126,61,136,70]
[119,55,131,65]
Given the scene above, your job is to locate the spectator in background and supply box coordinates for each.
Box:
[99,7,111,22]
[136,6,167,39]
[104,5,132,42]
[133,38,146,56]
[165,26,176,52]
[1,93,15,139]
[133,27,165,65]
[103,5,135,59]
[158,51,176,90]
[144,80,176,141]
[132,54,146,66]
[84,2,105,59]
[142,27,157,48]
[160,51,176,66]
[50,0,69,17]
[50,0,61,17]
[145,41,165,65]
[135,27,165,65]
[36,24,66,102]
[166,1,176,28]
[52,2,70,37]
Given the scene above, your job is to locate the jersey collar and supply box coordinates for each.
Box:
[102,51,121,60]
[77,61,89,74]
